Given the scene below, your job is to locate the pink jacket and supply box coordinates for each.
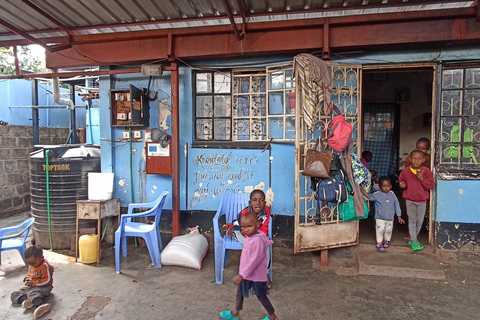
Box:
[239,231,274,282]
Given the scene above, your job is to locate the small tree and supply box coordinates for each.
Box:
[0,45,47,74]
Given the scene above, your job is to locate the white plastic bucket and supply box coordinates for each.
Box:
[88,172,114,200]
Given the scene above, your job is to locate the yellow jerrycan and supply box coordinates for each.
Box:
[79,234,98,264]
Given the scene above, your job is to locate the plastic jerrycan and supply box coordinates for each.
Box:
[79,234,98,264]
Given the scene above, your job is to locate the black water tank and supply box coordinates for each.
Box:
[30,145,101,249]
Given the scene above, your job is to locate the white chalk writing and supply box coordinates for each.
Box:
[189,152,259,207]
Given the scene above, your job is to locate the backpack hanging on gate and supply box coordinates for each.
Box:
[327,105,353,152]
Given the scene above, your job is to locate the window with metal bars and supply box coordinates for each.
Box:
[193,66,295,145]
[437,66,480,175]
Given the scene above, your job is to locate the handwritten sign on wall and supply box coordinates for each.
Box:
[187,149,269,210]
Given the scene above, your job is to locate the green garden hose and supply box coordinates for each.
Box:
[45,150,54,251]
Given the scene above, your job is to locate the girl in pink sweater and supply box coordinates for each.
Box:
[220,211,277,320]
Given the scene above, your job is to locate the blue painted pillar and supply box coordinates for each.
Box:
[99,68,114,173]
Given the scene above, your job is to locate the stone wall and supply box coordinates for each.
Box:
[0,125,69,219]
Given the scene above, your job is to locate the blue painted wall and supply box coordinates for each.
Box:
[436,180,478,224]
[0,79,86,128]
[96,45,480,222]
[99,71,178,209]
[98,66,296,214]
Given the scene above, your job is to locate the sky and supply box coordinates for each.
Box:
[28,44,46,67]
[30,44,45,59]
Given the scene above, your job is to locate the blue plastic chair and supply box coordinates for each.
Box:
[115,190,169,274]
[0,217,35,267]
[213,193,273,284]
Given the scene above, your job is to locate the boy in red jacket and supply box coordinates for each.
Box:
[399,150,435,252]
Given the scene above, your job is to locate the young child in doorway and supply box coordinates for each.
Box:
[10,239,54,318]
[404,137,432,242]
[232,189,273,288]
[361,150,373,169]
[369,176,405,252]
[405,137,431,170]
[220,211,277,320]
[399,150,435,252]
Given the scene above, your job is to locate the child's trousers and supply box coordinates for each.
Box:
[11,285,53,305]
[235,293,275,315]
[406,200,426,243]
[375,219,393,243]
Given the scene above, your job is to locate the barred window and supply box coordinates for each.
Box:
[195,72,232,141]
[438,66,480,173]
[194,66,295,144]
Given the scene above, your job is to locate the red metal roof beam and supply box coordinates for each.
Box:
[0,67,141,80]
[0,61,179,80]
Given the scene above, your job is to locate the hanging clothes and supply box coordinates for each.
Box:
[351,153,372,193]
[342,141,370,218]
[293,54,334,129]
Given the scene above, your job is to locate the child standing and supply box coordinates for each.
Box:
[399,150,435,252]
[404,137,432,240]
[220,212,277,320]
[10,239,54,318]
[369,176,405,252]
[405,137,431,170]
[232,189,273,288]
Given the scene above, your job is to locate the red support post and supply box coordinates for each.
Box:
[170,62,180,237]
[320,250,329,266]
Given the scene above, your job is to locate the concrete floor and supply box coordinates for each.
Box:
[2,212,480,320]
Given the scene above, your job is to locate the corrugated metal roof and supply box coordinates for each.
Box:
[0,0,475,46]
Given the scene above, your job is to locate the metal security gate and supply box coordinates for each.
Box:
[294,63,362,253]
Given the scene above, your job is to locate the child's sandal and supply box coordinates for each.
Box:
[382,240,389,248]
[220,310,239,320]
[376,244,385,252]
[411,242,424,252]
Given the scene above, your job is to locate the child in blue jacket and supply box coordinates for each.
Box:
[369,176,405,252]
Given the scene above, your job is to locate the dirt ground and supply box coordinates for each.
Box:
[2,213,480,320]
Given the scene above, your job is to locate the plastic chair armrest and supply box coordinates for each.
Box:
[122,208,157,219]
[127,201,157,215]
[0,228,26,239]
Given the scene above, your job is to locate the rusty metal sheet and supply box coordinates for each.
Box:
[294,221,359,253]
[0,1,476,49]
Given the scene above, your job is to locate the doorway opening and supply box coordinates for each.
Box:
[359,68,434,246]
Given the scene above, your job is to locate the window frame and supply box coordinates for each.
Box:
[436,63,480,179]
[192,64,295,148]
[194,71,232,142]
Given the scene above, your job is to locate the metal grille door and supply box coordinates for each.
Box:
[294,63,362,253]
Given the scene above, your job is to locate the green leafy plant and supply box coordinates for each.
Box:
[0,45,47,74]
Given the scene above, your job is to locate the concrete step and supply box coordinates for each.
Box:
[355,243,446,280]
